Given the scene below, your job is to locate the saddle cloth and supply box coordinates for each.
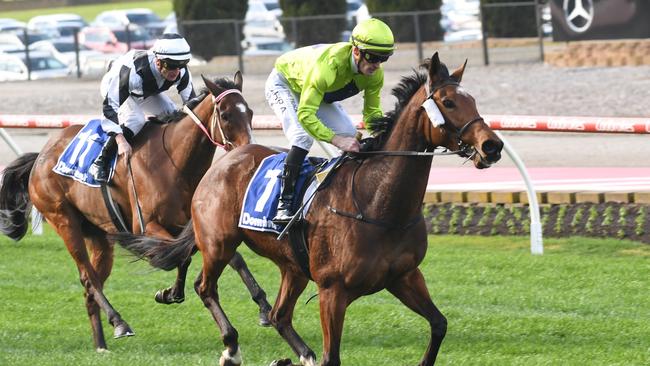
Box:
[52,119,117,187]
[239,152,339,235]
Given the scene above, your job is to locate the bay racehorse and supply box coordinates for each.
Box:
[0,73,272,351]
[114,53,503,365]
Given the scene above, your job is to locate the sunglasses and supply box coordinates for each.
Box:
[160,60,188,70]
[361,51,390,64]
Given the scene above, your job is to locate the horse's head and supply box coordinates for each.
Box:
[424,52,502,168]
[201,71,253,151]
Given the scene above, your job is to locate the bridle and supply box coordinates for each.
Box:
[182,88,243,150]
[424,80,484,158]
[353,80,483,159]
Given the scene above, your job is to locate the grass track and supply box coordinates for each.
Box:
[0,226,648,365]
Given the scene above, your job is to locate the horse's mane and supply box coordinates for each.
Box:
[149,77,241,124]
[370,59,450,147]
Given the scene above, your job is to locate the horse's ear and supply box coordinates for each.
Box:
[429,52,442,84]
[451,59,467,83]
[201,74,222,96]
[234,71,243,91]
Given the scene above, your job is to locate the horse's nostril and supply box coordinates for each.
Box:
[482,140,499,155]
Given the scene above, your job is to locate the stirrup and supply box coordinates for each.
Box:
[272,208,294,224]
[90,162,109,183]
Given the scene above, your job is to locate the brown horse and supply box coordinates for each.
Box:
[0,72,272,351]
[114,53,504,365]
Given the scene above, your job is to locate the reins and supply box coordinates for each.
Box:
[182,88,242,149]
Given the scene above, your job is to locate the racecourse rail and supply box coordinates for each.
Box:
[2,114,649,256]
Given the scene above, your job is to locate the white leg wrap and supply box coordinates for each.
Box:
[300,355,317,366]
[220,348,242,366]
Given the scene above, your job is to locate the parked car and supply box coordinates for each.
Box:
[440,0,480,33]
[27,13,87,41]
[0,33,24,52]
[0,18,26,34]
[0,51,70,81]
[244,0,285,40]
[79,25,154,54]
[242,36,293,56]
[29,39,105,73]
[93,9,166,38]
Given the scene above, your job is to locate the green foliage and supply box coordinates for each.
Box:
[602,206,614,227]
[173,0,247,59]
[462,205,475,229]
[635,206,646,236]
[554,205,567,235]
[279,0,346,47]
[491,205,506,235]
[365,0,443,41]
[586,205,598,234]
[449,205,461,234]
[478,205,492,228]
[571,206,584,234]
[480,0,538,38]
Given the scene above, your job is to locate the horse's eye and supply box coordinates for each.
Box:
[442,100,455,109]
[220,112,230,121]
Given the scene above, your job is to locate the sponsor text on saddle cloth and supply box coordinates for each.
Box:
[239,152,340,235]
[53,119,118,187]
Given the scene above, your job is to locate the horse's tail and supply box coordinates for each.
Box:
[0,153,38,241]
[111,220,196,271]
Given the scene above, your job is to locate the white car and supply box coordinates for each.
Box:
[0,18,26,34]
[29,39,104,73]
[94,9,166,38]
[244,0,285,40]
[27,13,87,41]
[242,36,293,56]
[0,51,70,81]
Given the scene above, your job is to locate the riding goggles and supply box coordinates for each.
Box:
[160,59,189,70]
[361,50,390,64]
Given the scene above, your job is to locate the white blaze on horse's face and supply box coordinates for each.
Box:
[236,103,247,114]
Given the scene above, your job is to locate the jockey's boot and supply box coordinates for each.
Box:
[90,135,117,183]
[272,146,308,224]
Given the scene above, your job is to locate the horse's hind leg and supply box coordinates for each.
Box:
[49,210,134,349]
[387,268,447,366]
[146,221,191,304]
[229,251,273,327]
[268,270,316,366]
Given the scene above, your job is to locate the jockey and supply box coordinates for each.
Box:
[265,18,394,223]
[89,32,196,183]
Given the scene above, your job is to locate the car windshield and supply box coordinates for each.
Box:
[126,13,160,24]
[114,28,150,42]
[29,56,67,70]
[53,42,90,52]
[347,2,361,11]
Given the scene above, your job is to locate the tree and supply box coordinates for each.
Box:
[365,0,443,42]
[279,0,347,47]
[173,0,247,60]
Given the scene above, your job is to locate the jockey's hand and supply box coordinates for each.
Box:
[331,135,360,153]
[115,134,132,161]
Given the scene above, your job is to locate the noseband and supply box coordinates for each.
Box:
[183,88,243,150]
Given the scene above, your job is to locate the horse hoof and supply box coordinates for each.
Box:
[269,359,293,366]
[113,323,135,339]
[259,310,272,327]
[154,288,184,304]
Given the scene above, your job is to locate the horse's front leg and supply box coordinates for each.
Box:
[387,268,447,366]
[268,269,317,366]
[229,251,273,326]
[145,221,191,304]
[318,283,350,366]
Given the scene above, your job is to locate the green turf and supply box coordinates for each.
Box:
[2,1,172,23]
[0,226,648,365]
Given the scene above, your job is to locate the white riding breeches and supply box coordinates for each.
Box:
[100,93,177,136]
[265,68,357,150]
